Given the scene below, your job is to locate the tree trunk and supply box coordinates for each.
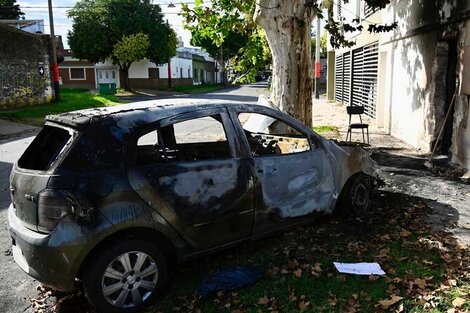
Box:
[121,64,131,91]
[254,0,315,127]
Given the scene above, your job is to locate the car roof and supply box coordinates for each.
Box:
[45,99,257,129]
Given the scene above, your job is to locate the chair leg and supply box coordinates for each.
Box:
[346,128,351,142]
[361,128,365,143]
[367,127,369,144]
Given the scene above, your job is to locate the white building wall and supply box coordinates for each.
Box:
[158,58,192,79]
[128,60,155,79]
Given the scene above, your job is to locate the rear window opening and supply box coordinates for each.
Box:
[18,125,73,171]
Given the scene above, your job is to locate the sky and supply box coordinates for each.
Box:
[17,0,193,49]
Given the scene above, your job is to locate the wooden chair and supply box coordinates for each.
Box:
[345,106,369,143]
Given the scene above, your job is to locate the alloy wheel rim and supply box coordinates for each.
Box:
[101,251,158,308]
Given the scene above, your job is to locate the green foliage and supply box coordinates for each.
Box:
[181,0,395,84]
[0,89,121,125]
[67,0,177,65]
[113,33,150,66]
[181,0,271,84]
[311,30,328,58]
[0,0,24,19]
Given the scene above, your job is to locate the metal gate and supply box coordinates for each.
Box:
[351,42,379,118]
[334,51,351,105]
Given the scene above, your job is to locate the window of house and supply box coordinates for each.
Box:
[180,68,183,78]
[237,113,311,156]
[194,69,198,81]
[135,115,231,165]
[200,69,204,83]
[112,71,116,79]
[188,68,190,78]
[70,68,85,80]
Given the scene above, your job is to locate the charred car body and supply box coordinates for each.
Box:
[8,99,376,312]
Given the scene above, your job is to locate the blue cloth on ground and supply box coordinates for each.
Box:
[197,266,263,297]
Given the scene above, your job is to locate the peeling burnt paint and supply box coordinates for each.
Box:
[8,99,376,293]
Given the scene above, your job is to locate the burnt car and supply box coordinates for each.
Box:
[8,99,376,313]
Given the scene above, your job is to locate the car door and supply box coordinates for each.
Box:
[127,108,255,251]
[228,106,336,235]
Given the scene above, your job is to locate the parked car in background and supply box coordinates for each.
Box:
[8,99,376,313]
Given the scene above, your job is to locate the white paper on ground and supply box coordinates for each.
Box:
[333,262,386,275]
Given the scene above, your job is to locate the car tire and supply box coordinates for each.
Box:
[335,174,373,217]
[82,239,167,313]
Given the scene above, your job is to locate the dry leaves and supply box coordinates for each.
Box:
[378,295,404,309]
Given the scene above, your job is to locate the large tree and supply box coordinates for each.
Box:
[0,0,24,19]
[182,0,395,127]
[68,0,177,90]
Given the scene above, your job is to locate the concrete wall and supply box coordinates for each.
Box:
[0,24,53,109]
[158,58,193,80]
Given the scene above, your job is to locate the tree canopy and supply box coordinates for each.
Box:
[68,0,177,90]
[182,1,271,83]
[312,30,328,58]
[0,0,24,20]
[182,0,396,126]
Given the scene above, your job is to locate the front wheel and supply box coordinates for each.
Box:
[335,174,373,217]
[82,240,167,313]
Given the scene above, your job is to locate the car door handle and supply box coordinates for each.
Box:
[257,169,263,174]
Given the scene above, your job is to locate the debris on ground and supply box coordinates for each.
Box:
[333,262,386,276]
[197,266,263,298]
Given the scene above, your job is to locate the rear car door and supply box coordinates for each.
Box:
[229,107,336,235]
[127,108,255,251]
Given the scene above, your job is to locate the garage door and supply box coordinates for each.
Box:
[351,42,379,118]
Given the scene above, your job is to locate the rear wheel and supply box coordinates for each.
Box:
[335,174,373,217]
[82,240,167,313]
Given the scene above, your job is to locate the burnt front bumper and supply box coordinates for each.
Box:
[8,204,83,292]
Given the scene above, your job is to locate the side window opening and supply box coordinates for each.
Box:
[18,125,72,171]
[136,115,231,165]
[237,113,311,156]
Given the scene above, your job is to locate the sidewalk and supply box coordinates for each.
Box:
[312,96,414,152]
[312,97,470,246]
[0,119,38,140]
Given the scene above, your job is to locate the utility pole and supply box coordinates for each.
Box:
[166,20,172,90]
[48,0,60,102]
[314,17,321,99]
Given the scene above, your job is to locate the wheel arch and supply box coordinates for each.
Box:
[76,227,178,282]
[334,171,374,214]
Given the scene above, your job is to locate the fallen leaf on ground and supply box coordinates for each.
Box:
[452,297,465,308]
[399,230,412,237]
[378,295,403,309]
[293,269,302,278]
[259,295,269,305]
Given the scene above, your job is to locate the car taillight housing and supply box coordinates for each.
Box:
[37,189,93,233]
